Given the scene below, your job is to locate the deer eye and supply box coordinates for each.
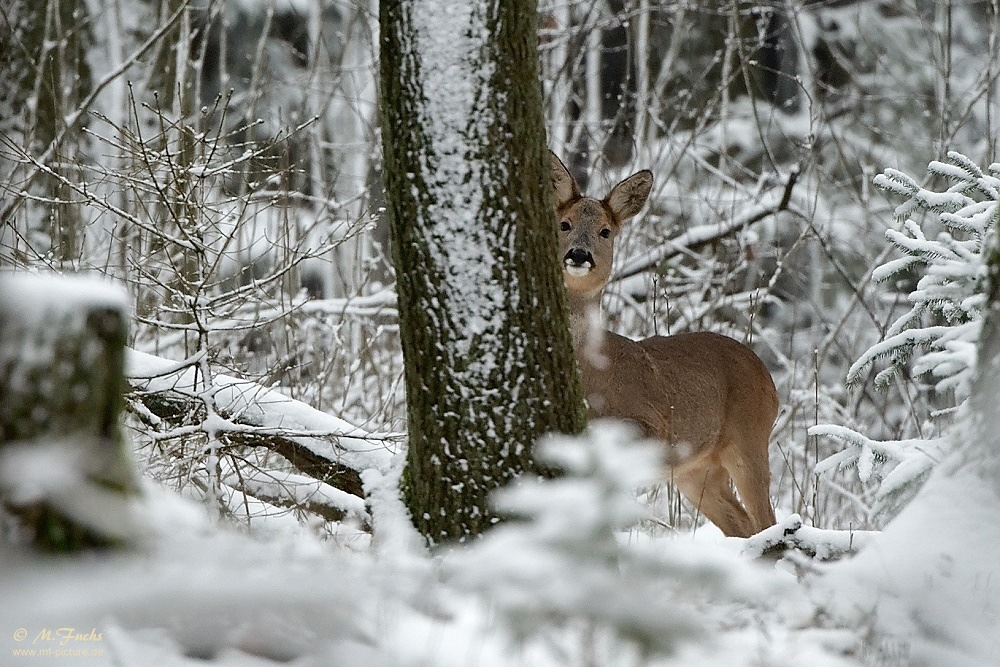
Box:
[599,228,611,238]
[559,220,572,232]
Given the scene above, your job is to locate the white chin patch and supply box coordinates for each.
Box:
[565,265,592,277]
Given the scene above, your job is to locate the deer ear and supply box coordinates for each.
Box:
[606,170,653,223]
[549,151,580,209]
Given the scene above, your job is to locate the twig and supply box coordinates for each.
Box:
[1,0,191,225]
[611,166,801,284]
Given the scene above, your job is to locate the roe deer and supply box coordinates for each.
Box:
[550,151,778,538]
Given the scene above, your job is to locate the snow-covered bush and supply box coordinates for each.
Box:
[812,152,1000,518]
[450,421,787,663]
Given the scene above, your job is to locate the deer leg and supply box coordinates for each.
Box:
[672,463,755,538]
[721,436,777,534]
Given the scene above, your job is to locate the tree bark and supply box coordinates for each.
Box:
[380,0,587,541]
[958,201,1000,477]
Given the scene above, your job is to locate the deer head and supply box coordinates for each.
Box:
[549,152,653,300]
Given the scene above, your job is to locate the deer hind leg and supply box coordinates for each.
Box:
[721,435,777,534]
[672,463,754,538]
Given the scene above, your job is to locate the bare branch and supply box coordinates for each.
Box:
[612,167,801,284]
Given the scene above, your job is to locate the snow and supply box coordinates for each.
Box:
[220,466,368,523]
[742,513,877,561]
[0,484,382,665]
[299,288,398,319]
[844,325,952,385]
[4,276,998,665]
[0,271,129,324]
[1,422,855,665]
[614,180,795,282]
[0,438,148,542]
[817,463,1000,665]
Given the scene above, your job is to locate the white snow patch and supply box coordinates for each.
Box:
[0,438,149,542]
[817,464,1000,664]
[0,271,129,324]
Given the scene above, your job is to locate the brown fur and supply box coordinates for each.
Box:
[551,152,778,537]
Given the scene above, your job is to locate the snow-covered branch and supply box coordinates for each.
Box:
[127,349,397,502]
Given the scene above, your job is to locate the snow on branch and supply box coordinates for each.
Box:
[846,152,993,393]
[220,466,368,525]
[845,325,952,389]
[126,349,397,501]
[809,423,947,516]
[742,514,877,561]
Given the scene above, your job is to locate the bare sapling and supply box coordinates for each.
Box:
[550,152,778,537]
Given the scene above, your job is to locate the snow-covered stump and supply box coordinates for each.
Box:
[0,272,141,551]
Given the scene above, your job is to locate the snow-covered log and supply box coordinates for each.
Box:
[126,349,396,505]
[742,513,877,561]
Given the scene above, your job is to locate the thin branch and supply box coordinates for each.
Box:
[1,0,192,225]
[612,167,801,284]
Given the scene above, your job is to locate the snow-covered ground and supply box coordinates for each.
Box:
[6,412,998,666]
[0,424,854,666]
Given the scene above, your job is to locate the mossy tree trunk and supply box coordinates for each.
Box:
[0,273,140,551]
[380,0,588,542]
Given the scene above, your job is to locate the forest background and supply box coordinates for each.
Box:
[2,0,1000,664]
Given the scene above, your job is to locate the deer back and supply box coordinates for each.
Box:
[579,330,777,465]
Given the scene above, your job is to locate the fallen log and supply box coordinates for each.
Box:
[126,349,397,505]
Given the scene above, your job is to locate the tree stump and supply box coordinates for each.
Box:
[0,272,140,550]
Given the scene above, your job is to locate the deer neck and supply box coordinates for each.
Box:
[565,288,605,356]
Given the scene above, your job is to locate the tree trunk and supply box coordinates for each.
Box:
[958,203,1000,476]
[380,0,587,542]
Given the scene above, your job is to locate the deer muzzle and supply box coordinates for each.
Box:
[564,248,595,276]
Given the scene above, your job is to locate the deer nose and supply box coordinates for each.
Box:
[564,248,595,269]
